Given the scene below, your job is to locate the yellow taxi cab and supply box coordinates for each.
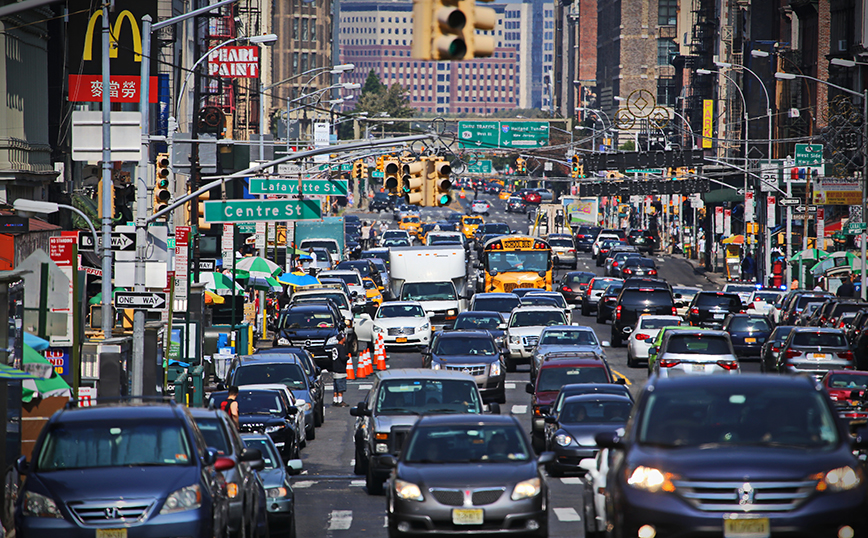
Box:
[399,214,422,236]
[498,189,513,201]
[460,215,485,239]
[362,277,383,306]
[490,178,505,187]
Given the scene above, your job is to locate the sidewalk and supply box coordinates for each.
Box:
[668,251,729,289]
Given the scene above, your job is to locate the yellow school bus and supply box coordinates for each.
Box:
[481,236,553,293]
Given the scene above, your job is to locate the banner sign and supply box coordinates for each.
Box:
[702,99,714,149]
[817,207,825,239]
[767,195,776,228]
[715,207,723,234]
[208,46,261,78]
[724,209,732,237]
[578,177,709,197]
[812,177,862,205]
[48,236,76,347]
[744,191,754,222]
[175,226,190,301]
[44,348,70,376]
[68,75,159,103]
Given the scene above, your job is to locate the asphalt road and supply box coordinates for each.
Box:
[290,193,735,537]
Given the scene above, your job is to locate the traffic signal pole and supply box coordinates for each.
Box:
[100,2,113,339]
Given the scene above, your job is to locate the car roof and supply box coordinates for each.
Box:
[511,305,564,313]
[53,402,189,423]
[563,393,632,404]
[187,407,224,419]
[414,414,519,427]
[376,368,477,382]
[380,300,424,308]
[664,329,729,338]
[558,383,631,396]
[457,310,502,317]
[474,292,520,299]
[540,355,606,367]
[236,353,303,365]
[541,324,594,332]
[648,372,819,391]
[438,329,493,339]
[790,327,847,334]
[285,303,333,313]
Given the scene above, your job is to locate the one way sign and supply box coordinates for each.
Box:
[114,292,167,311]
[111,232,136,251]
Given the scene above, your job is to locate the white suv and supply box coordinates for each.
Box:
[505,306,568,372]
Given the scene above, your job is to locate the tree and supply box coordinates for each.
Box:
[338,71,415,138]
[361,69,386,95]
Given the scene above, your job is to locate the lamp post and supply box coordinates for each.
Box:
[776,70,867,298]
[13,200,100,259]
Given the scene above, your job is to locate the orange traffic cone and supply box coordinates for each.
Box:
[459,189,466,199]
[375,334,387,370]
[365,349,374,376]
[346,354,355,380]
[358,351,369,379]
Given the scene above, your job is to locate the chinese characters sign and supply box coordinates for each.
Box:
[68,75,159,103]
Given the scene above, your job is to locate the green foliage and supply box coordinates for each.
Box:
[338,70,415,139]
[619,140,636,151]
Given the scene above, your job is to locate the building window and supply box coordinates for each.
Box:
[293,18,299,38]
[301,18,308,40]
[292,52,298,70]
[657,76,677,106]
[301,53,308,73]
[659,0,677,25]
[657,38,677,65]
[311,20,316,41]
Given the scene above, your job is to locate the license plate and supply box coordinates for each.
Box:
[452,508,484,525]
[714,313,725,319]
[692,363,706,372]
[97,530,128,538]
[395,337,408,343]
[810,353,827,359]
[745,337,756,343]
[724,517,770,538]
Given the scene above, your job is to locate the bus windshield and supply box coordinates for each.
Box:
[486,251,549,273]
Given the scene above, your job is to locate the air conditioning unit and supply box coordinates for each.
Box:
[838,40,848,52]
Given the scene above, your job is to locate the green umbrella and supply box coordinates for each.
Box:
[89,287,127,305]
[0,364,37,380]
[235,256,282,278]
[196,272,245,296]
[22,343,53,379]
[788,248,830,263]
[20,343,72,402]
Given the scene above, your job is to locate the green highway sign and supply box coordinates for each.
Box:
[203,199,322,223]
[371,170,384,178]
[458,121,549,149]
[340,164,352,171]
[846,222,867,234]
[626,168,665,175]
[236,223,256,234]
[795,144,823,166]
[466,160,493,174]
[249,178,348,196]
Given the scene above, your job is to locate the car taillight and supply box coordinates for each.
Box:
[615,305,622,320]
[839,321,845,328]
[576,234,586,239]
[771,345,780,353]
[623,268,632,274]
[568,249,576,253]
[649,270,657,275]
[671,307,678,316]
[613,261,619,267]
[635,333,650,340]
[562,286,573,292]
[690,307,699,315]
[658,358,680,368]
[839,350,855,361]
[717,360,739,370]
[784,349,802,359]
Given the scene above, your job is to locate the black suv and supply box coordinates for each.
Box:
[595,374,868,537]
[15,401,232,538]
[350,369,487,495]
[611,287,675,346]
[210,388,302,463]
[274,303,344,368]
[369,192,392,212]
[686,291,742,329]
[627,229,657,252]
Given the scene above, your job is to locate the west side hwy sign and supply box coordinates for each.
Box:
[115,292,167,311]
[581,149,705,172]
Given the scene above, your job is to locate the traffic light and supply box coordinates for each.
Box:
[384,158,402,193]
[463,0,496,58]
[198,188,212,232]
[577,165,585,179]
[402,159,426,205]
[516,157,526,175]
[353,160,365,180]
[571,155,580,178]
[431,0,468,60]
[376,155,385,172]
[97,180,115,220]
[431,157,452,206]
[154,153,171,219]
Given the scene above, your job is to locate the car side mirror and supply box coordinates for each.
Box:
[497,323,507,330]
[352,304,365,314]
[240,447,263,462]
[287,459,304,471]
[203,447,218,466]
[379,455,398,469]
[614,377,627,385]
[350,404,372,417]
[544,415,558,424]
[15,455,29,475]
[287,406,299,415]
[537,452,555,466]
[595,431,625,449]
[601,341,611,348]
[675,293,682,299]
[249,459,266,472]
[488,402,501,414]
[525,382,535,394]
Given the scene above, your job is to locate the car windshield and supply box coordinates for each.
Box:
[338,262,371,276]
[828,373,868,389]
[325,272,362,287]
[294,293,349,310]
[540,329,598,346]
[404,216,420,223]
[560,400,632,423]
[665,335,731,354]
[473,296,521,313]
[625,258,656,268]
[401,282,456,302]
[638,386,839,449]
[521,296,560,308]
[383,231,407,239]
[404,424,530,463]
[376,379,482,414]
[196,418,231,455]
[673,287,699,298]
[37,421,193,470]
[791,332,848,347]
[279,310,334,329]
[464,218,483,225]
[549,238,574,248]
[725,285,756,294]
[481,224,511,234]
[796,296,830,309]
[592,279,617,291]
[604,284,624,296]
[566,273,594,285]
[753,292,781,302]
[486,251,549,273]
[696,294,741,309]
[384,238,409,247]
[729,317,771,332]
[510,310,567,327]
[434,337,497,356]
[378,304,426,318]
[301,240,338,254]
[526,293,567,308]
[639,318,682,330]
[429,236,462,245]
[234,364,307,390]
[454,314,502,330]
[770,327,796,341]
[242,437,281,469]
[537,366,609,391]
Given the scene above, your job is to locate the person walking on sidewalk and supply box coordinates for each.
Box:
[330,334,350,407]
[741,252,756,282]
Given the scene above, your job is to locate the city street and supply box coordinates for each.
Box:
[290,193,734,536]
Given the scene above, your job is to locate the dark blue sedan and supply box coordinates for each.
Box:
[452,310,508,352]
[722,313,773,359]
[241,434,303,538]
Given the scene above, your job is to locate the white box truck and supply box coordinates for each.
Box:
[389,246,467,330]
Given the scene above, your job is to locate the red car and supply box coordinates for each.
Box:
[526,351,618,452]
[822,370,868,402]
[519,190,542,204]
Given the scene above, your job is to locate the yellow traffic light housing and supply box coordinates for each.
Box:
[403,160,426,205]
[384,158,402,193]
[462,0,496,58]
[353,160,365,180]
[376,156,385,172]
[97,179,115,220]
[198,189,211,232]
[431,0,468,60]
[432,157,452,206]
[571,155,580,178]
[515,157,527,175]
[154,153,171,219]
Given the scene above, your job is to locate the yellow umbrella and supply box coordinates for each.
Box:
[204,290,225,304]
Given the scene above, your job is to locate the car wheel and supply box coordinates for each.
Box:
[306,423,316,441]
[354,444,368,475]
[572,262,578,269]
[366,464,385,495]
[505,357,517,373]
[626,349,637,368]
[581,303,590,316]
[611,330,622,348]
[387,516,401,538]
[596,312,606,324]
[314,401,323,427]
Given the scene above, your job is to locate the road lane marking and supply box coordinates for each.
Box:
[350,459,355,466]
[358,384,372,390]
[293,480,317,488]
[328,510,353,530]
[505,382,516,390]
[553,507,582,521]
[560,477,583,485]
[511,405,528,414]
[350,480,365,487]
[611,369,631,386]
[384,516,388,528]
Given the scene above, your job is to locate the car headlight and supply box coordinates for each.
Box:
[373,325,385,333]
[626,466,677,493]
[326,336,339,346]
[265,424,285,433]
[511,478,541,500]
[509,335,521,344]
[227,482,239,498]
[419,323,430,332]
[431,362,441,370]
[554,433,572,447]
[266,487,289,498]
[161,484,201,514]
[22,491,62,518]
[489,361,501,377]
[817,466,863,492]
[446,309,457,316]
[395,479,424,501]
[375,443,389,453]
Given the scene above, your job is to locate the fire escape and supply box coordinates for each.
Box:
[685,0,716,150]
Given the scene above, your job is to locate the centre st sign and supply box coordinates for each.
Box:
[203,199,322,223]
[248,178,348,196]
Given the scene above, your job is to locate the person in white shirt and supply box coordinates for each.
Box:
[308,248,318,274]
[360,222,372,249]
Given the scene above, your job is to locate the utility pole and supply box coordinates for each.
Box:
[100,2,113,338]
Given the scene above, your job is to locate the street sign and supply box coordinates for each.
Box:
[792,213,814,220]
[779,198,801,206]
[795,144,823,166]
[371,170,384,178]
[466,160,493,174]
[78,233,96,251]
[625,168,665,175]
[115,291,167,311]
[795,205,818,213]
[198,259,216,272]
[110,232,135,251]
[458,121,550,149]
[249,178,348,196]
[846,222,867,234]
[340,164,352,171]
[203,199,322,223]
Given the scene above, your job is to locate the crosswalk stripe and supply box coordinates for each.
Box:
[511,405,527,414]
[293,480,317,489]
[553,507,582,522]
[328,510,353,530]
[560,477,582,485]
[350,480,365,487]
[505,382,516,390]
[350,459,355,466]
[358,384,372,390]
